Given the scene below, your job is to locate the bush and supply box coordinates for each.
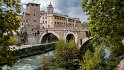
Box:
[40,56,50,70]
[55,39,80,70]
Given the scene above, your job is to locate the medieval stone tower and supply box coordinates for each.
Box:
[22,3,41,44]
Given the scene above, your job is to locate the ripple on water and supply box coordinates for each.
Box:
[11,63,38,70]
[10,51,54,70]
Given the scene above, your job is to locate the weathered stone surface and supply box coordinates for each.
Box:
[114,59,124,70]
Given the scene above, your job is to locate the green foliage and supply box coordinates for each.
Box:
[82,22,89,29]
[106,56,121,70]
[81,0,124,69]
[41,56,50,70]
[15,40,22,46]
[55,39,80,70]
[81,46,106,70]
[0,0,22,68]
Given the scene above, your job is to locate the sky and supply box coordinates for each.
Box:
[21,0,88,22]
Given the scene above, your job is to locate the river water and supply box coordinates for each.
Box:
[7,51,54,70]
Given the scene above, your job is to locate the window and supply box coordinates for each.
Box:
[34,13,35,16]
[46,21,47,23]
[27,4,29,6]
[35,33,36,36]
[34,20,36,22]
[80,39,82,45]
[32,29,33,31]
[36,4,38,6]
[48,25,50,28]
[32,4,34,6]
[26,20,28,22]
[86,31,90,37]
[22,23,23,25]
[42,26,44,29]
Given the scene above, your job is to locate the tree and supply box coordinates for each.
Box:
[81,46,106,70]
[55,39,80,70]
[81,0,124,69]
[0,0,21,69]
[82,0,124,56]
[82,22,89,29]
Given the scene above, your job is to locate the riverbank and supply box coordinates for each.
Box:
[12,43,56,58]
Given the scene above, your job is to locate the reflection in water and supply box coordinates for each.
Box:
[10,51,54,70]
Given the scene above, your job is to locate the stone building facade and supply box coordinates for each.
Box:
[20,3,41,44]
[40,3,82,29]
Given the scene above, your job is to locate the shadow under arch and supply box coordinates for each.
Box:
[80,37,92,55]
[41,33,59,44]
[66,34,75,42]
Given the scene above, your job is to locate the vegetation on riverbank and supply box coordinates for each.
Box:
[40,39,80,70]
[81,0,124,70]
[55,39,80,70]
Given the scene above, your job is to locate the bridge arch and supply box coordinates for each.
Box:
[79,37,92,53]
[65,32,77,43]
[39,31,60,44]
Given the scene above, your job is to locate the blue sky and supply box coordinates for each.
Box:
[21,0,88,22]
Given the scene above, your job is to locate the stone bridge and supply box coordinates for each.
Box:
[38,27,89,47]
[16,27,91,50]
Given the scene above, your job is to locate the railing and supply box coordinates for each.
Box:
[40,27,88,32]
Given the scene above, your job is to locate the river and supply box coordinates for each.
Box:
[2,51,54,70]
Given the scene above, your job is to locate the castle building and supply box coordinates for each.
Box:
[20,2,83,44]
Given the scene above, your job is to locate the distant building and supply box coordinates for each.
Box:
[40,2,82,29]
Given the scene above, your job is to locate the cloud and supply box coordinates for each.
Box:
[21,0,88,22]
